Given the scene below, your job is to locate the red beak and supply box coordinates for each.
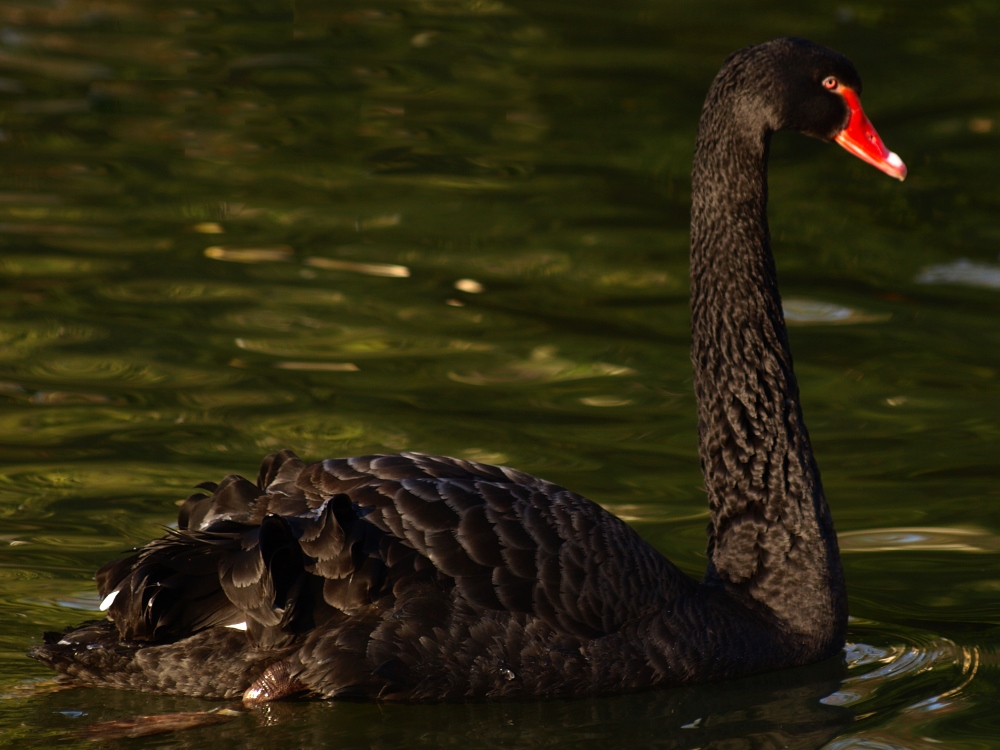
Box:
[833,88,907,181]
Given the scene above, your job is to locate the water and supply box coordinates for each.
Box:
[2,0,999,747]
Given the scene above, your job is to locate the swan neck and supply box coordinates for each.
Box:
[687,90,846,648]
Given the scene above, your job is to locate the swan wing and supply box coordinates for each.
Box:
[97,450,687,649]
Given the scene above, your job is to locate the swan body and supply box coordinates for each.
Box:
[32,38,905,703]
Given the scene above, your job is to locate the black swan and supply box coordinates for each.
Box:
[32,38,906,703]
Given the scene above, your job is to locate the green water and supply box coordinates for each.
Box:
[1,0,999,747]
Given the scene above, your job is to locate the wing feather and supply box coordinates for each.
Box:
[95,450,683,656]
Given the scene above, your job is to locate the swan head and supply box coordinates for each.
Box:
[725,37,907,181]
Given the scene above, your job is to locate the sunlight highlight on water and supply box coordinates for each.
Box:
[1,0,1000,747]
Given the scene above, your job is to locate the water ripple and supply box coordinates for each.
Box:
[449,345,634,385]
[839,526,1000,553]
[783,298,889,325]
[822,622,983,749]
[11,355,238,389]
[916,259,1000,290]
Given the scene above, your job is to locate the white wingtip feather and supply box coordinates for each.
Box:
[99,589,119,611]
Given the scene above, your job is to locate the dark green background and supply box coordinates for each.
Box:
[1,0,998,747]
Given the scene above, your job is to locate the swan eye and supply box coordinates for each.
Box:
[822,76,839,90]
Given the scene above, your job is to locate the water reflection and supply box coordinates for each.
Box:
[22,660,853,749]
[824,635,982,750]
[304,256,410,278]
[782,298,889,325]
[205,246,294,264]
[840,527,1000,554]
[14,629,986,750]
[449,345,634,385]
[2,0,1000,747]
[916,260,1000,290]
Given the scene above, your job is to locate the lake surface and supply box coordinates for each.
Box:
[2,0,999,747]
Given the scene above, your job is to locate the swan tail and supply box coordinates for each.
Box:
[30,621,287,700]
